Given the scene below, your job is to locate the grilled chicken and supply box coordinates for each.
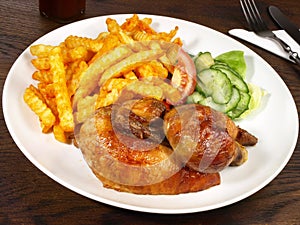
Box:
[77,98,257,194]
[164,104,238,173]
[236,127,258,146]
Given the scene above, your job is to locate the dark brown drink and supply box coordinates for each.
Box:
[39,0,86,23]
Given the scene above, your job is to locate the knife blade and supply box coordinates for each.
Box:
[268,5,300,45]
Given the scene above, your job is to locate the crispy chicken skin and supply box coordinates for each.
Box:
[93,166,220,195]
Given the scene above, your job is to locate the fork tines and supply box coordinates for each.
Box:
[240,0,268,32]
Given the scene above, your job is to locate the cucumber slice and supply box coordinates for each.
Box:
[227,92,251,119]
[200,87,241,113]
[200,97,224,112]
[197,68,232,104]
[213,60,228,67]
[212,62,242,78]
[194,52,215,73]
[195,82,207,96]
[186,91,205,104]
[223,87,241,112]
[211,64,249,93]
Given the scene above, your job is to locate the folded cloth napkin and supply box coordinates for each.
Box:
[228,29,300,62]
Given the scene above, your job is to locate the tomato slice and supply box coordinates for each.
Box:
[168,48,196,105]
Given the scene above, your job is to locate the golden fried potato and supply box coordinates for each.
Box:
[32,70,53,83]
[88,33,120,65]
[106,18,134,44]
[73,45,133,107]
[62,45,91,63]
[123,71,138,80]
[121,14,155,35]
[143,76,181,103]
[124,80,164,100]
[135,60,168,79]
[98,49,164,86]
[23,85,56,132]
[120,14,140,32]
[66,60,88,98]
[75,94,98,123]
[64,35,104,52]
[38,83,58,116]
[30,44,54,57]
[53,124,69,143]
[31,57,50,70]
[95,77,137,108]
[49,47,74,132]
[95,89,119,109]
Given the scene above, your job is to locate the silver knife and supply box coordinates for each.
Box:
[268,6,300,45]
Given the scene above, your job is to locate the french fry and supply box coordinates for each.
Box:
[123,71,138,80]
[121,14,155,35]
[155,26,179,42]
[73,45,133,107]
[49,47,74,132]
[135,60,168,79]
[67,60,88,98]
[88,33,120,65]
[98,49,164,86]
[123,80,164,100]
[31,57,50,70]
[120,14,140,32]
[95,89,119,109]
[38,82,55,98]
[172,37,183,46]
[23,85,56,132]
[53,124,69,143]
[75,94,98,123]
[64,35,103,52]
[38,83,58,116]
[139,18,155,34]
[95,77,136,108]
[143,76,181,103]
[132,31,153,41]
[95,31,109,41]
[30,44,54,57]
[41,122,53,134]
[62,45,91,63]
[32,70,53,83]
[106,18,134,44]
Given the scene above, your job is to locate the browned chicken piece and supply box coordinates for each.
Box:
[164,104,239,173]
[236,127,258,146]
[163,104,257,172]
[77,99,220,195]
[110,97,167,146]
[77,98,257,194]
[93,166,220,195]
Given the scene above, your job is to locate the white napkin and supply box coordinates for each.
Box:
[228,29,300,62]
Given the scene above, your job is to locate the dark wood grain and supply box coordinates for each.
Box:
[1,0,299,224]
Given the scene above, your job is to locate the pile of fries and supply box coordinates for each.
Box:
[24,14,182,144]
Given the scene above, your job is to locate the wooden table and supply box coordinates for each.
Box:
[1,0,299,224]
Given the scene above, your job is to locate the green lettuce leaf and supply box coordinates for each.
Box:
[215,50,247,78]
[239,83,266,119]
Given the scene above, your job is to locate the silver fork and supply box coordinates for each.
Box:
[240,0,300,65]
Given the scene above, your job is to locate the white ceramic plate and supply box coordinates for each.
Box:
[3,14,299,214]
